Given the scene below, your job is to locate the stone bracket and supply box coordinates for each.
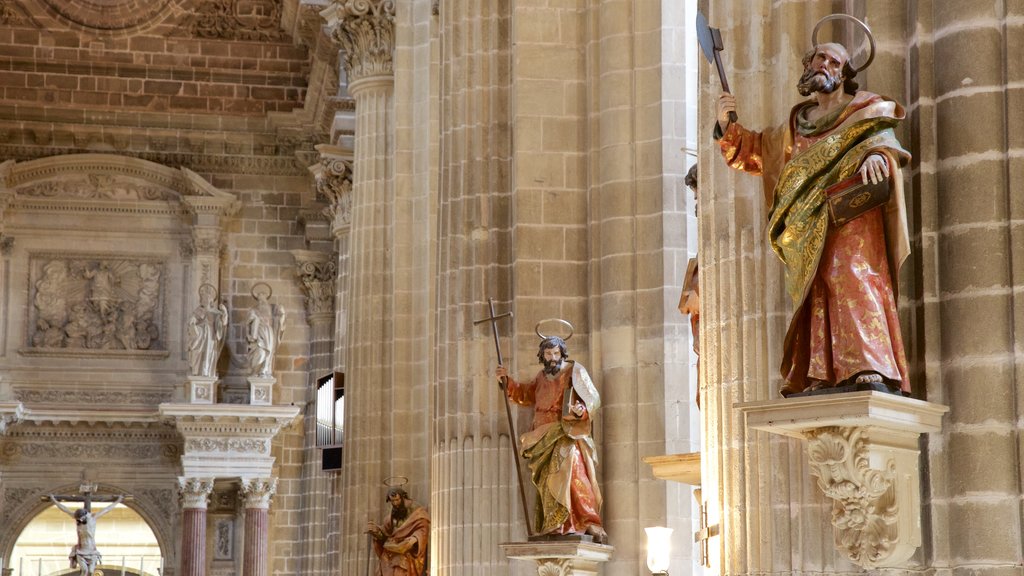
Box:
[737,391,948,568]
[0,401,25,435]
[501,540,614,576]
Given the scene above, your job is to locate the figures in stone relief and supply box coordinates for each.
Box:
[246,282,286,377]
[187,283,229,377]
[712,15,911,397]
[49,495,124,576]
[495,331,608,543]
[29,258,164,350]
[366,486,430,576]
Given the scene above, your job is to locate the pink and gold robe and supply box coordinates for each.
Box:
[507,361,603,536]
[718,91,912,395]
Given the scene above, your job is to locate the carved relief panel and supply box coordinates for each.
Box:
[25,255,166,354]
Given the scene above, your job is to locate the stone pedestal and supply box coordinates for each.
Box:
[736,391,948,568]
[187,376,217,404]
[247,376,275,405]
[501,541,614,576]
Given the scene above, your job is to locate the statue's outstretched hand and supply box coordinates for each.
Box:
[859,153,889,185]
[717,93,737,130]
[495,365,509,390]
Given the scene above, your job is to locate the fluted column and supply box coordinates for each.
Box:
[178,477,214,576]
[241,478,277,576]
[321,3,397,574]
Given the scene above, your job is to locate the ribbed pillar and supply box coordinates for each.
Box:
[929,1,1024,572]
[291,246,339,576]
[321,3,397,575]
[433,0,515,573]
[241,478,276,576]
[178,478,214,576]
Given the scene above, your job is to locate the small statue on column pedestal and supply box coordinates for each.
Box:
[246,283,285,404]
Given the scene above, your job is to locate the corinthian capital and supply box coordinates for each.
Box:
[178,477,215,509]
[241,477,278,509]
[291,250,337,320]
[321,0,396,83]
[313,144,354,232]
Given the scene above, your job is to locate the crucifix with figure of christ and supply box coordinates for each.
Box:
[42,483,130,576]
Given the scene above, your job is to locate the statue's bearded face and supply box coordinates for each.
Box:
[541,346,564,376]
[797,44,848,96]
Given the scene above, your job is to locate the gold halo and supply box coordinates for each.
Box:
[382,476,408,488]
[250,282,273,300]
[811,14,876,74]
[534,318,574,341]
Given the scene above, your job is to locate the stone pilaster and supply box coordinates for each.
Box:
[241,478,276,576]
[179,171,240,305]
[179,477,214,576]
[321,3,397,573]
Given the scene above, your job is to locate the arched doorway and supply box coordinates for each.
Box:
[9,503,162,576]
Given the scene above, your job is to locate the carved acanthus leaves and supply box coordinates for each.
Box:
[179,477,216,509]
[806,426,898,567]
[323,0,396,83]
[240,477,277,509]
[294,256,337,318]
[315,152,353,229]
[17,175,174,201]
[536,559,571,576]
[184,438,269,454]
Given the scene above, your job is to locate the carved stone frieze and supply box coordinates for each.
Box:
[184,438,269,454]
[41,0,173,31]
[806,426,898,567]
[27,256,165,353]
[240,477,277,509]
[179,477,216,509]
[0,0,26,25]
[17,174,175,201]
[192,227,223,256]
[14,389,173,405]
[2,439,178,462]
[536,560,570,576]
[179,0,287,41]
[322,0,396,83]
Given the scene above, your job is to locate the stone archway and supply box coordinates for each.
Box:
[0,483,176,576]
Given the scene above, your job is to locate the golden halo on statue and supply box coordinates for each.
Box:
[534,318,574,341]
[382,476,408,488]
[250,282,273,300]
[811,14,875,74]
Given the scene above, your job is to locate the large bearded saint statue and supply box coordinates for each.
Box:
[715,17,912,397]
[496,336,608,543]
[365,488,430,576]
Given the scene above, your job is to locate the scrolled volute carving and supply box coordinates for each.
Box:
[806,426,898,567]
[323,0,396,83]
[315,154,353,227]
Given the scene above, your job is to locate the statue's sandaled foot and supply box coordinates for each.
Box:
[585,524,608,544]
[854,371,883,385]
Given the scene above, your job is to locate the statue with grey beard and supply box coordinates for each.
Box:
[712,16,913,399]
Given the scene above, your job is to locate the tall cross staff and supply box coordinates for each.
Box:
[474,297,533,537]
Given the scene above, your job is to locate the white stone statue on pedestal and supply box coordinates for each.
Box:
[186,283,228,377]
[246,282,286,378]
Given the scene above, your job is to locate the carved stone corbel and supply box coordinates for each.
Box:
[320,0,396,84]
[501,541,613,576]
[737,391,948,568]
[0,401,24,435]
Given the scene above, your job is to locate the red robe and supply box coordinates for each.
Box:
[372,504,430,576]
[507,361,603,536]
[718,91,912,394]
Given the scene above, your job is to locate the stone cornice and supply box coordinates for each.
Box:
[321,0,396,84]
[159,404,300,435]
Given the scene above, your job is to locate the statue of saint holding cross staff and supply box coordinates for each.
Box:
[491,319,607,544]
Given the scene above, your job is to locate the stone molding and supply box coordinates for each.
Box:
[14,388,173,406]
[737,392,949,568]
[178,0,287,42]
[240,477,278,509]
[291,249,337,321]
[179,477,216,510]
[501,541,614,576]
[321,0,396,83]
[160,403,300,478]
[0,402,24,435]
